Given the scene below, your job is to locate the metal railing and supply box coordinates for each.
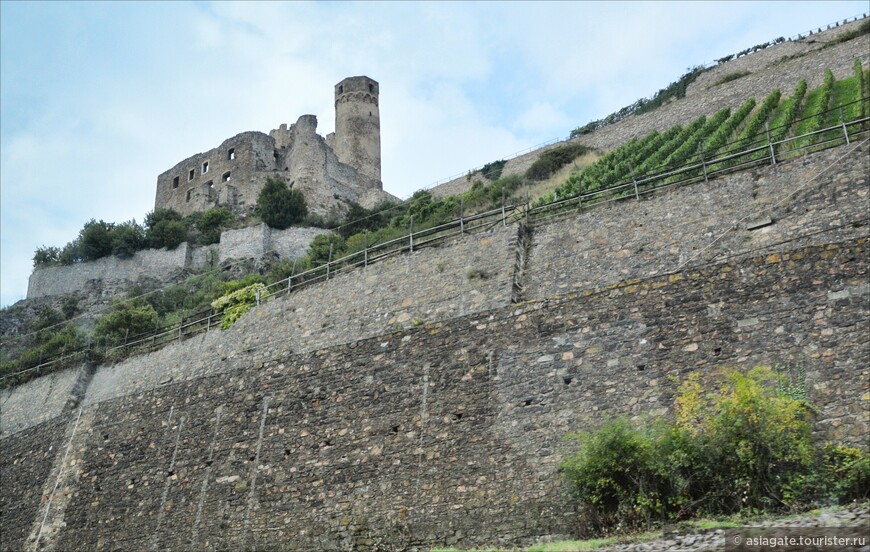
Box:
[3,106,868,387]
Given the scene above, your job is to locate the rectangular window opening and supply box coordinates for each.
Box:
[172,176,179,189]
[206,180,214,189]
[189,169,195,181]
[222,171,231,182]
[186,189,192,202]
[228,148,235,160]
[202,161,209,174]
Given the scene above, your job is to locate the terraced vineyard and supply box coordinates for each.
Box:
[539,60,870,205]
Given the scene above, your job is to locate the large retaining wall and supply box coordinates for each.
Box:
[528,140,869,297]
[2,142,868,550]
[1,238,867,551]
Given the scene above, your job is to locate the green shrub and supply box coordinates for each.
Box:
[820,444,870,503]
[255,178,308,229]
[525,143,592,181]
[111,220,146,259]
[33,246,62,267]
[146,209,188,249]
[561,367,839,534]
[195,208,235,245]
[78,219,115,261]
[93,303,159,347]
[0,324,84,386]
[480,159,507,181]
[561,419,676,534]
[211,283,268,329]
[308,233,347,266]
[674,367,814,513]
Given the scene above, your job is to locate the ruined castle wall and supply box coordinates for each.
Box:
[26,226,328,301]
[156,131,277,216]
[218,224,331,264]
[26,244,192,300]
[2,238,866,551]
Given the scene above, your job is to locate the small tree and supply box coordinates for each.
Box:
[93,303,159,347]
[145,209,188,249]
[33,246,62,267]
[308,233,346,266]
[255,178,307,229]
[196,208,235,245]
[111,220,146,259]
[78,219,115,261]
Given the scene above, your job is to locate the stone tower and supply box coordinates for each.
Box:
[334,76,381,189]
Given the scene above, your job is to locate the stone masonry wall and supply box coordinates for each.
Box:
[2,238,866,551]
[528,140,869,298]
[3,142,868,550]
[26,243,193,300]
[25,226,329,301]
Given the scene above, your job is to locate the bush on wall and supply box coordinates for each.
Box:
[560,367,868,536]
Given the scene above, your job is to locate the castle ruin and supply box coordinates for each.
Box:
[154,76,396,218]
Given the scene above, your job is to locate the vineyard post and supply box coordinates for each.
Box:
[840,107,850,145]
[326,243,333,280]
[698,142,709,183]
[766,122,776,165]
[525,189,530,223]
[460,198,465,235]
[289,259,297,291]
[409,215,414,252]
[629,161,640,200]
[255,287,261,307]
[501,188,506,227]
[576,192,582,214]
[364,231,369,267]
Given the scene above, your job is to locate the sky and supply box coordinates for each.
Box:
[2,1,867,308]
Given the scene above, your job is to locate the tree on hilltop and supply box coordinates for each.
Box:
[255,178,308,230]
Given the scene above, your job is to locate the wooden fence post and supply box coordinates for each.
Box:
[699,142,709,183]
[766,122,776,165]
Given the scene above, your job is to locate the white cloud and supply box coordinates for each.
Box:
[515,103,569,137]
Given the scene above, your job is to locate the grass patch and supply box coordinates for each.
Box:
[524,152,601,204]
[713,70,752,86]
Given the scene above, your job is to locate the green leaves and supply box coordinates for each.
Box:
[210,283,268,330]
[561,367,860,534]
[94,303,159,346]
[255,178,308,230]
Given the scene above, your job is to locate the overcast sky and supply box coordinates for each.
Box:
[2,1,867,307]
